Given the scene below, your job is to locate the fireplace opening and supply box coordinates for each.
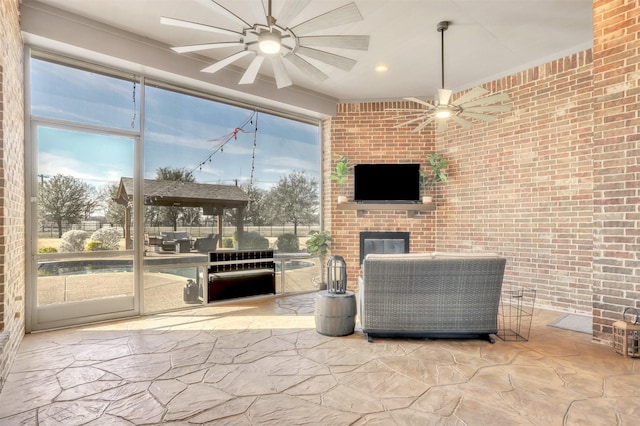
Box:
[359,232,410,265]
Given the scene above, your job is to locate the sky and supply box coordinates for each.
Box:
[31,58,320,191]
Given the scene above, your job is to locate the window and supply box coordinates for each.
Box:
[27,53,322,327]
[31,57,140,131]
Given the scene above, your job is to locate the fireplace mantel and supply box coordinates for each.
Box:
[337,202,435,217]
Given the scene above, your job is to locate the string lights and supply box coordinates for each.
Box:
[147,110,261,205]
[187,110,258,177]
[131,76,137,129]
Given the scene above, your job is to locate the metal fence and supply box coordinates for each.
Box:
[38,223,320,239]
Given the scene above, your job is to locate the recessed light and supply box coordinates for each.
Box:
[375,64,388,73]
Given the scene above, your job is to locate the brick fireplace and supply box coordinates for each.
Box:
[328,205,437,292]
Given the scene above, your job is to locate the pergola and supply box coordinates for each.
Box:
[114,177,250,249]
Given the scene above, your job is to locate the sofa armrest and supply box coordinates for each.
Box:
[358,275,365,328]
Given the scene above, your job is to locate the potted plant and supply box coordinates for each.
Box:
[420,153,448,203]
[330,155,352,203]
[306,230,331,290]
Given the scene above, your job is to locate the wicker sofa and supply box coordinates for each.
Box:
[358,253,506,343]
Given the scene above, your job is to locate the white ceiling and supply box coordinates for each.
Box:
[25,0,593,103]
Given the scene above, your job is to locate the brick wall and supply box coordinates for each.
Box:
[591,0,640,343]
[326,102,437,289]
[0,0,25,391]
[321,118,332,233]
[436,52,595,315]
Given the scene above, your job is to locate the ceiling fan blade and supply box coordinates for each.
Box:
[405,97,435,110]
[298,35,370,51]
[284,53,328,82]
[201,51,252,74]
[269,55,293,88]
[459,111,499,122]
[392,115,430,128]
[437,89,453,106]
[453,86,490,105]
[450,116,474,129]
[295,46,356,71]
[239,55,265,85]
[248,0,267,26]
[291,2,363,35]
[460,92,510,108]
[436,119,448,132]
[209,0,252,28]
[463,105,512,113]
[412,116,436,133]
[160,17,242,37]
[385,108,427,113]
[172,42,244,53]
[277,0,312,28]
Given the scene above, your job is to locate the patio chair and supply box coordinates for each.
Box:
[195,233,219,253]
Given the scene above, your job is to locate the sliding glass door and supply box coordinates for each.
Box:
[30,123,139,330]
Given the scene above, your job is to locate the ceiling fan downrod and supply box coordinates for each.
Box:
[437,21,449,90]
[266,0,276,28]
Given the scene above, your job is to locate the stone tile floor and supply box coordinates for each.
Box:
[0,293,638,425]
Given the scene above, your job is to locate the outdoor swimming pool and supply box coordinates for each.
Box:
[38,258,315,277]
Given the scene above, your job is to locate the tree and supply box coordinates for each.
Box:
[220,183,268,227]
[103,183,125,228]
[145,205,162,228]
[82,184,104,221]
[156,166,195,182]
[244,184,269,226]
[38,174,95,237]
[265,171,318,235]
[181,206,202,227]
[154,167,200,231]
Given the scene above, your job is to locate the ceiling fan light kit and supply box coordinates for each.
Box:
[161,0,370,89]
[388,20,512,132]
[435,109,453,119]
[258,31,281,54]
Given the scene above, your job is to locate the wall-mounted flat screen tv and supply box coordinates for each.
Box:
[354,163,420,203]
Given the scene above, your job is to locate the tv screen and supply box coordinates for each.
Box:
[354,163,420,203]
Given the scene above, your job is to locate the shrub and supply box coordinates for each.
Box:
[247,232,269,249]
[59,230,89,252]
[221,237,234,248]
[90,227,121,250]
[237,231,269,250]
[37,246,58,254]
[277,233,299,253]
[86,240,105,251]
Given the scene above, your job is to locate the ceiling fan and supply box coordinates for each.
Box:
[160,0,370,89]
[388,21,511,132]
